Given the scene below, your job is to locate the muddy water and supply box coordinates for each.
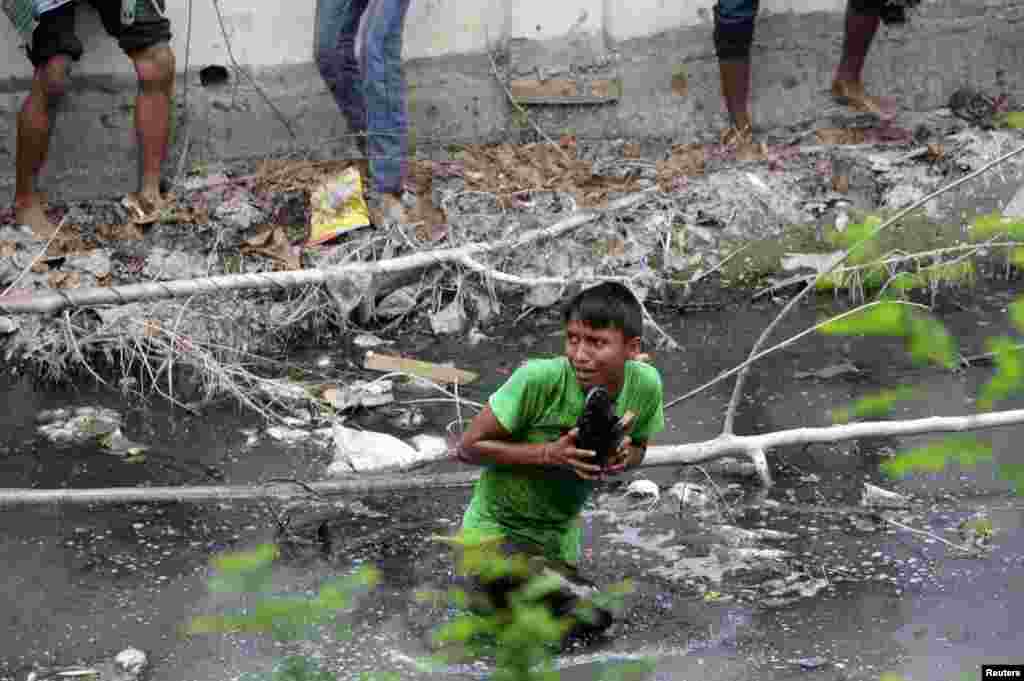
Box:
[2,280,1023,681]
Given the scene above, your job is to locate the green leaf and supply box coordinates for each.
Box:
[832,387,916,424]
[998,463,1024,495]
[970,212,1024,240]
[881,436,992,478]
[212,544,279,573]
[1000,111,1024,129]
[907,315,957,368]
[1011,299,1024,334]
[978,336,1024,410]
[820,302,909,336]
[888,271,926,294]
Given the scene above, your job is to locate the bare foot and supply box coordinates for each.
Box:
[14,197,59,239]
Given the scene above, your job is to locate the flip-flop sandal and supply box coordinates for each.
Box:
[121,193,165,225]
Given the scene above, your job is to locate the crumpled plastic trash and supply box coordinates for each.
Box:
[308,166,371,246]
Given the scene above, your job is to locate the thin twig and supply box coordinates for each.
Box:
[884,517,976,553]
[486,50,569,161]
[1,216,68,298]
[665,300,929,410]
[211,0,297,140]
[698,140,1024,425]
[173,0,194,185]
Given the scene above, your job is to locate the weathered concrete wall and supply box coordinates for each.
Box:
[1,0,1022,202]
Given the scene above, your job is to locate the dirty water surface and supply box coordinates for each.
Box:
[2,281,1024,681]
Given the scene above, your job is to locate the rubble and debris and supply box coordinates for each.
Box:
[308,167,371,245]
[323,380,395,411]
[375,284,421,319]
[0,316,17,334]
[429,299,468,335]
[861,482,911,509]
[37,407,123,445]
[667,482,711,508]
[214,193,265,230]
[364,351,478,384]
[780,251,844,274]
[794,360,861,380]
[353,333,393,349]
[625,479,660,501]
[329,425,433,474]
[1003,183,1024,218]
[26,646,148,681]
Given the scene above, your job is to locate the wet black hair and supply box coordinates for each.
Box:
[562,282,643,340]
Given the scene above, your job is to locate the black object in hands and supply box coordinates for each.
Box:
[575,386,627,469]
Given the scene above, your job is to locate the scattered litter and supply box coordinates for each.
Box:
[0,316,18,334]
[794,361,860,380]
[780,251,844,274]
[265,426,316,444]
[667,482,710,507]
[789,656,829,670]
[353,333,393,349]
[37,407,124,445]
[524,282,564,308]
[467,327,490,346]
[1003,184,1024,219]
[409,434,449,462]
[625,479,660,500]
[364,351,478,384]
[429,298,468,335]
[114,648,148,676]
[375,284,421,318]
[323,380,394,411]
[390,407,425,430]
[329,425,429,473]
[241,225,300,270]
[214,193,265,230]
[861,482,911,509]
[308,167,372,245]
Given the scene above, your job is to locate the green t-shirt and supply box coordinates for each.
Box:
[461,357,665,564]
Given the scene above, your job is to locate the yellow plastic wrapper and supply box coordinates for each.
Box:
[307,166,371,246]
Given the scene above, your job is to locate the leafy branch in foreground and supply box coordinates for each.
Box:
[821,213,1024,493]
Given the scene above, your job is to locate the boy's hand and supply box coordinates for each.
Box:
[603,436,640,476]
[544,428,604,480]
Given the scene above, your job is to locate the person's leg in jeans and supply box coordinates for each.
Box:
[832,0,883,113]
[315,0,370,155]
[713,0,759,143]
[14,3,82,236]
[359,0,411,224]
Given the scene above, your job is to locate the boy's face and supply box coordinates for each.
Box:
[565,319,640,394]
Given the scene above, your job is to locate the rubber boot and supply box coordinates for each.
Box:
[831,11,882,114]
[718,59,753,145]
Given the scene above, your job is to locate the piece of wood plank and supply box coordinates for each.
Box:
[364,351,478,385]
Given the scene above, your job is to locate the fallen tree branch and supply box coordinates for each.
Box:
[0,189,657,316]
[5,407,1024,506]
[667,140,1024,419]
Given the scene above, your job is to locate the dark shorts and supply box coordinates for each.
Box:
[28,0,171,66]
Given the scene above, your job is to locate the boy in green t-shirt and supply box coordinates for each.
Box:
[455,282,665,636]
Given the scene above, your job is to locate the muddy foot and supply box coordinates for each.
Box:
[14,199,59,239]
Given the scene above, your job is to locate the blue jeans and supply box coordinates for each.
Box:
[316,0,411,194]
[714,0,883,59]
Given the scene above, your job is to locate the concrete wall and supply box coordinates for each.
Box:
[1,0,1023,202]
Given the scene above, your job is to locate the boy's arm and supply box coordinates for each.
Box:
[457,405,604,480]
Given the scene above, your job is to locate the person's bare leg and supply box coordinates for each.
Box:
[831,10,882,113]
[129,44,175,204]
[719,58,753,141]
[14,56,70,236]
